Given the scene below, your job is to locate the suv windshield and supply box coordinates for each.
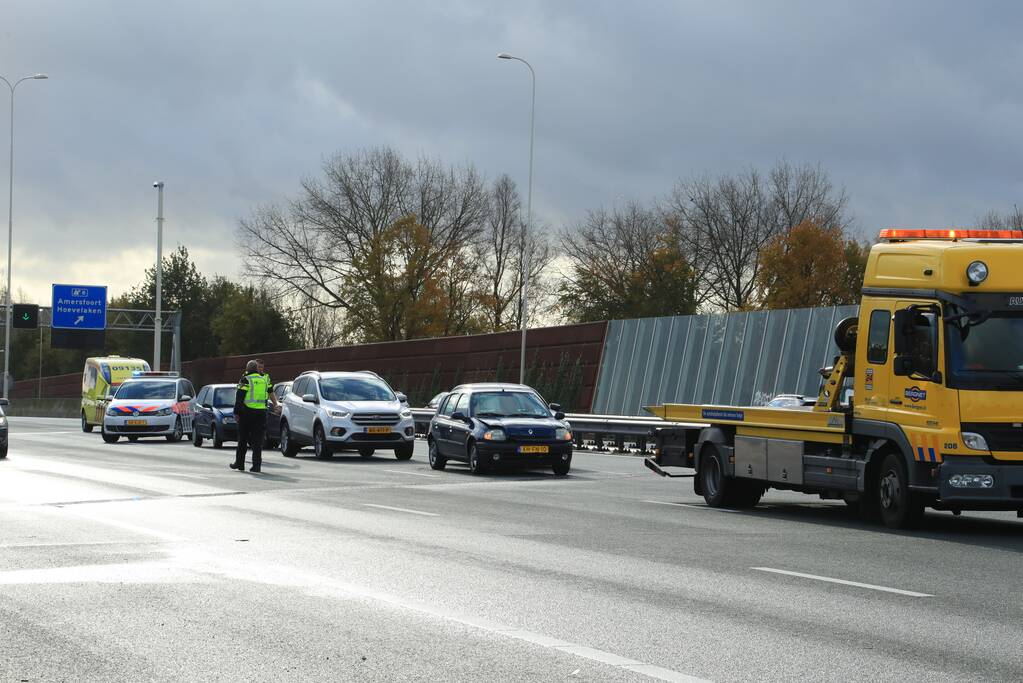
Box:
[319,376,394,402]
[114,381,177,400]
[471,391,550,418]
[212,387,235,408]
[946,312,1023,390]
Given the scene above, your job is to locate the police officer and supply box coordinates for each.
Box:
[230,359,278,473]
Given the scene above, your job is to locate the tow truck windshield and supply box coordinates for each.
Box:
[114,381,177,400]
[946,311,1023,390]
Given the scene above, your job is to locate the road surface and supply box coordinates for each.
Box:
[2,417,1021,681]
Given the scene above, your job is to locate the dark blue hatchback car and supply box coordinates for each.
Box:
[191,384,239,448]
[428,383,572,475]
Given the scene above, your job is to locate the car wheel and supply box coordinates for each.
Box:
[314,424,333,458]
[213,425,224,449]
[394,442,414,460]
[877,452,924,529]
[81,412,94,433]
[468,442,487,474]
[280,422,298,457]
[552,457,571,476]
[192,426,204,448]
[0,441,7,459]
[101,424,119,444]
[128,435,140,442]
[428,439,446,470]
[165,418,183,443]
[358,447,374,459]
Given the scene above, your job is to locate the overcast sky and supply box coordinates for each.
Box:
[2,0,1022,305]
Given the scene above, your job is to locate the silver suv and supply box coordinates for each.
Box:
[279,370,415,460]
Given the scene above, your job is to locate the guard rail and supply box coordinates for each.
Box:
[410,408,703,453]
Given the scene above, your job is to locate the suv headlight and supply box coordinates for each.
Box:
[106,407,119,416]
[400,408,412,418]
[154,407,173,417]
[329,410,351,419]
[482,429,507,441]
[961,432,989,451]
[0,415,7,426]
[556,428,572,441]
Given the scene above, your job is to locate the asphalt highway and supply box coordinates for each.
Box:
[2,417,1022,682]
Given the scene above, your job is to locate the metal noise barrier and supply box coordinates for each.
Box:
[410,408,702,454]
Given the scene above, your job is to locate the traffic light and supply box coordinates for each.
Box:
[12,304,39,329]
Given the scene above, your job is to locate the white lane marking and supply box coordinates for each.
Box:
[752,567,933,597]
[381,469,437,478]
[642,500,739,513]
[362,503,438,517]
[13,431,84,437]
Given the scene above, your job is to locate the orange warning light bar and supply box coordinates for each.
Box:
[879,228,1023,241]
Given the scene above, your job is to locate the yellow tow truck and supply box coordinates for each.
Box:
[645,228,1023,528]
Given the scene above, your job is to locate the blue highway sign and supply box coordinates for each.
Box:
[52,284,107,330]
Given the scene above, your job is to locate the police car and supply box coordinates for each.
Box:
[101,372,196,444]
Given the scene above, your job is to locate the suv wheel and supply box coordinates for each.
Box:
[101,424,119,444]
[280,422,298,457]
[394,442,414,460]
[81,412,94,433]
[358,447,374,459]
[314,424,333,458]
[165,418,183,443]
[428,440,446,470]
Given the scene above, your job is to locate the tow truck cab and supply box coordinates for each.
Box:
[647,228,1023,527]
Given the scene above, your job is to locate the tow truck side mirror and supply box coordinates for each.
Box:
[892,309,911,355]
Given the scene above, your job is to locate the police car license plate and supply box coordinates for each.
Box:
[366,426,390,434]
[519,445,549,454]
[126,419,147,426]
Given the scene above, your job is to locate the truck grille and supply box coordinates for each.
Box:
[352,413,401,426]
[962,423,1023,452]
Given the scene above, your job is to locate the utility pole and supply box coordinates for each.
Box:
[153,181,164,370]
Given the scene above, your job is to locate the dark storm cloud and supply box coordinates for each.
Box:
[2,0,1022,300]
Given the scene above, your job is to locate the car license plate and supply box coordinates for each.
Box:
[366,426,390,434]
[519,445,549,454]
[126,419,147,426]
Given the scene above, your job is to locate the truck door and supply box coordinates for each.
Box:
[889,301,950,461]
[860,306,893,415]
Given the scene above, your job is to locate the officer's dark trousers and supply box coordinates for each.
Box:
[234,407,266,470]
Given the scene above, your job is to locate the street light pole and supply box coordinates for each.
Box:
[153,181,164,371]
[0,73,47,399]
[497,52,535,385]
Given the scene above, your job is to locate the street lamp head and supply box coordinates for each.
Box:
[153,181,164,189]
[497,52,514,59]
[32,74,48,80]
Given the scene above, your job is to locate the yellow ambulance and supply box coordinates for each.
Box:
[81,356,151,432]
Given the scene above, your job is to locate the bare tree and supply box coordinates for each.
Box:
[662,161,851,311]
[976,206,1023,230]
[238,147,489,342]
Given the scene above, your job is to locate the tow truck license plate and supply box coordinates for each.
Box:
[519,445,549,454]
[366,426,390,434]
[126,419,147,426]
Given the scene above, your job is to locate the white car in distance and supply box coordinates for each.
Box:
[279,371,415,460]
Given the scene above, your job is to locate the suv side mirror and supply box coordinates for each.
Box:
[396,392,408,404]
[302,393,317,403]
[554,411,566,420]
[179,394,192,403]
[451,411,468,423]
[201,403,212,410]
[549,402,562,412]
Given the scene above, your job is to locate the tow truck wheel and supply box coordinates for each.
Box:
[700,444,762,509]
[877,452,924,529]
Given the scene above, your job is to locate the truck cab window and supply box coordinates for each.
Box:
[907,311,937,376]
[866,310,890,364]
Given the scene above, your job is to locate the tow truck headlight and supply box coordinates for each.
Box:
[949,474,995,489]
[961,432,989,451]
[966,260,988,286]
[328,410,351,419]
[556,428,572,441]
[482,429,506,442]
